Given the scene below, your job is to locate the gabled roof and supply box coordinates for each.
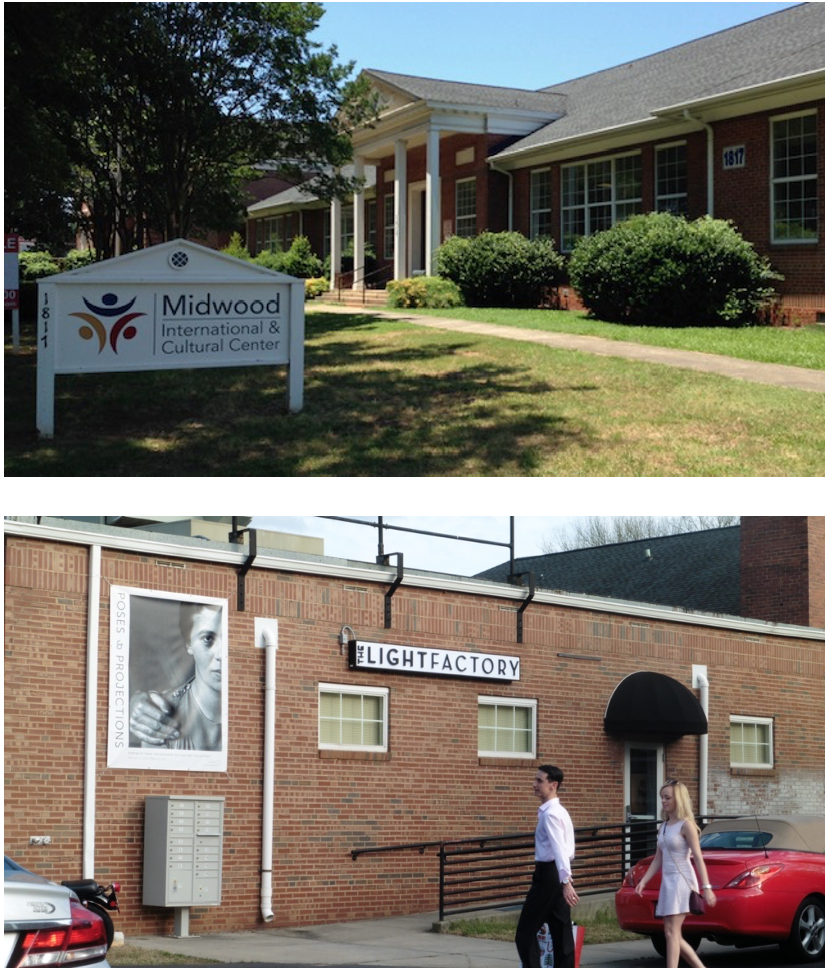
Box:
[495,3,824,160]
[365,69,568,115]
[248,165,377,215]
[475,527,741,617]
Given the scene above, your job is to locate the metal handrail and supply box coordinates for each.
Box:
[335,262,393,302]
[350,816,735,921]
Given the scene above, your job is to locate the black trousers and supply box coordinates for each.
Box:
[515,861,575,968]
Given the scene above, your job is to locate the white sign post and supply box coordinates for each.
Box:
[36,238,305,437]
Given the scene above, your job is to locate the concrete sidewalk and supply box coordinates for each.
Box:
[311,304,825,393]
[124,909,800,968]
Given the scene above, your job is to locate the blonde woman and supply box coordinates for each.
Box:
[635,781,717,968]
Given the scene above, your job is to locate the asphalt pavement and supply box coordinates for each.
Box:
[124,909,818,968]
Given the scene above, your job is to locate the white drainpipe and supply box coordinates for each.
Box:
[83,545,102,878]
[692,665,709,816]
[256,620,279,922]
[683,110,714,216]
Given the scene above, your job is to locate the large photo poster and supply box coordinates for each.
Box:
[108,586,228,771]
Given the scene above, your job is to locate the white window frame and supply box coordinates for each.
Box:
[729,715,774,769]
[455,177,477,238]
[771,109,818,244]
[655,141,688,215]
[478,696,537,759]
[530,168,552,240]
[319,683,389,753]
[560,151,642,251]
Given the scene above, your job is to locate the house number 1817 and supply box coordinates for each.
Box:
[722,145,746,169]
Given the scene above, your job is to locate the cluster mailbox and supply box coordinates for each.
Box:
[143,796,225,909]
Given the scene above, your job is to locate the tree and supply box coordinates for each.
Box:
[541,516,740,553]
[5,3,377,256]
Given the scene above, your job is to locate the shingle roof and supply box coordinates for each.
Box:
[496,3,824,158]
[365,69,568,115]
[475,527,741,617]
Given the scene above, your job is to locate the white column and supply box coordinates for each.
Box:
[329,196,342,291]
[425,128,441,276]
[394,140,408,281]
[352,155,365,290]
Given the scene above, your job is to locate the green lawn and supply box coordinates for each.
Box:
[5,311,823,476]
[387,305,825,370]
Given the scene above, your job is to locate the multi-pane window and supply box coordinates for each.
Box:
[561,153,643,250]
[730,716,773,768]
[478,697,536,758]
[319,684,388,752]
[772,111,818,242]
[384,193,395,260]
[455,177,477,238]
[656,144,688,215]
[258,215,290,253]
[530,169,552,239]
[341,206,354,252]
[367,199,377,253]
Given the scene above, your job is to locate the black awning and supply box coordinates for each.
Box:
[604,671,708,741]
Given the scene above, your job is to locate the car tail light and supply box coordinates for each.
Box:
[622,868,637,888]
[13,900,108,967]
[724,861,785,889]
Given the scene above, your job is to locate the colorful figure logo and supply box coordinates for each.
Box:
[71,293,145,353]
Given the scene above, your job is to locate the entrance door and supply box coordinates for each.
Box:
[408,183,426,276]
[624,742,663,868]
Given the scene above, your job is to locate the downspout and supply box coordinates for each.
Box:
[257,621,278,922]
[692,665,709,817]
[683,109,714,216]
[83,545,102,878]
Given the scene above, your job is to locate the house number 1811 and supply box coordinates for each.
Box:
[722,145,746,169]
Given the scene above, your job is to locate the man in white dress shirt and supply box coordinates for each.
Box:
[515,764,580,967]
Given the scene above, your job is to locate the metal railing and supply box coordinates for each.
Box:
[352,817,729,921]
[335,263,393,302]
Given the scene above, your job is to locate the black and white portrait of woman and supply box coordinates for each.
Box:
[107,586,228,772]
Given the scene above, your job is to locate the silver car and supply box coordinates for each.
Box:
[4,856,110,968]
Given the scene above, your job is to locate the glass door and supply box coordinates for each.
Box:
[624,742,663,868]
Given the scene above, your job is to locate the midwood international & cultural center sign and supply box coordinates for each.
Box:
[36,239,305,437]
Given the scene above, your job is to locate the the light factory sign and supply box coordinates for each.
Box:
[350,640,520,681]
[36,239,305,437]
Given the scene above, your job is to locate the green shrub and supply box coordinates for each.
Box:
[18,250,60,281]
[568,213,780,326]
[255,237,323,278]
[62,248,97,271]
[436,231,564,308]
[322,242,377,280]
[305,277,329,300]
[221,232,251,261]
[386,276,464,309]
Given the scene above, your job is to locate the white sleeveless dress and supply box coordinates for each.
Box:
[655,819,699,917]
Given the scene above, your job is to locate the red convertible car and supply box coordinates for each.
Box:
[615,815,824,962]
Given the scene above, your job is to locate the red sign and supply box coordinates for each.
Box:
[5,233,20,310]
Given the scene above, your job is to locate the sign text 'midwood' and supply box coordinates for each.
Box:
[350,640,520,681]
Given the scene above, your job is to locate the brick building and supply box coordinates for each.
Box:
[248,3,824,320]
[3,516,824,937]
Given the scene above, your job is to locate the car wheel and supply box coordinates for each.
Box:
[782,895,825,963]
[651,932,702,958]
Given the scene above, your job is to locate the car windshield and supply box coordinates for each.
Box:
[700,830,772,850]
[4,855,29,872]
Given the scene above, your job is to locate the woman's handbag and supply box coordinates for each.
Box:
[688,889,706,915]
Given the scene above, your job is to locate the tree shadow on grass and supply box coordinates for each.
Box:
[5,322,596,477]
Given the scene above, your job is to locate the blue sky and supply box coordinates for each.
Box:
[312,2,801,90]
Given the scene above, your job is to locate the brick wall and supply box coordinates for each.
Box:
[740,516,825,627]
[4,532,823,936]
